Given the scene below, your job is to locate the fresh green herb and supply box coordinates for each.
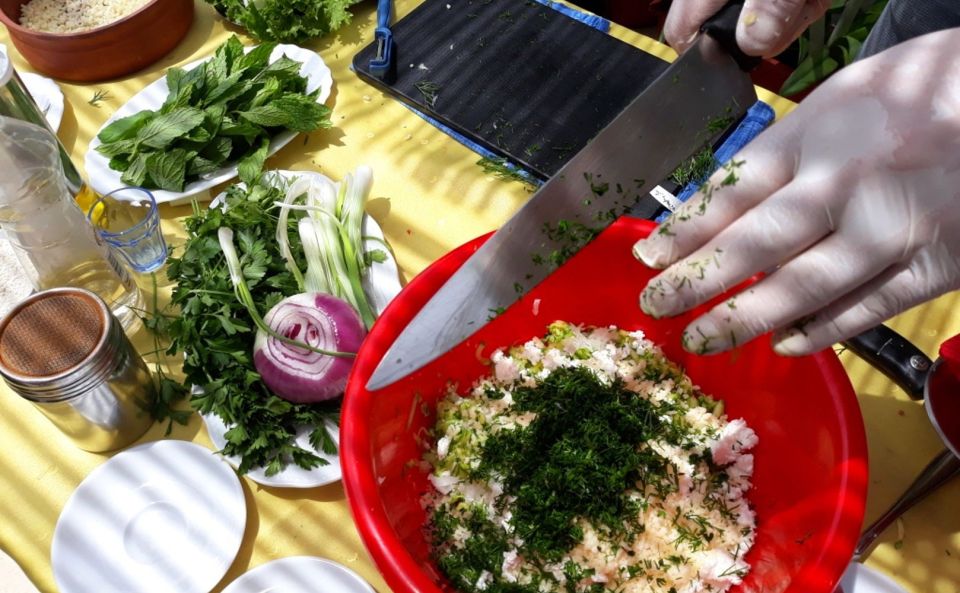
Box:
[96,36,331,192]
[670,147,715,187]
[537,219,602,268]
[136,273,192,433]
[414,80,441,109]
[469,366,682,561]
[476,156,536,191]
[207,0,360,43]
[88,89,111,107]
[164,176,341,475]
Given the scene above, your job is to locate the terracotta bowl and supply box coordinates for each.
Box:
[0,0,194,82]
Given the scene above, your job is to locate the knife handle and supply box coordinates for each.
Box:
[701,0,762,72]
[843,324,931,401]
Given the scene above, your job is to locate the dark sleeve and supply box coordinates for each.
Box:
[858,0,960,60]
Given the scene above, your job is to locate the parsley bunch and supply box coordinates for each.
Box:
[96,36,331,192]
[165,178,339,475]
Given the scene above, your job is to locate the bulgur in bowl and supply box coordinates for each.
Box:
[341,217,869,593]
[0,0,193,81]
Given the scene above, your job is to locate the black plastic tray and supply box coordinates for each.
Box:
[353,0,670,180]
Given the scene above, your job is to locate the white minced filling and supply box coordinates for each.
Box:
[425,322,758,593]
[20,0,151,34]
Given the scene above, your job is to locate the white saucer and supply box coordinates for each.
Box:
[51,440,247,593]
[839,563,909,593]
[221,556,375,593]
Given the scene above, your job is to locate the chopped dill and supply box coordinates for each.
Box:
[477,156,536,191]
[414,80,441,108]
[670,148,716,187]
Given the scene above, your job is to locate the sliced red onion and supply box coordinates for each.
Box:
[253,293,366,403]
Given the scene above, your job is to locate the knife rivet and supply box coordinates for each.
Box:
[909,355,930,372]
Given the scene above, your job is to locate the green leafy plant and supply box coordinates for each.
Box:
[780,0,888,97]
[96,36,331,192]
[209,0,359,44]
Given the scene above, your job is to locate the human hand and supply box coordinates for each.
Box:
[664,0,830,57]
[633,28,960,356]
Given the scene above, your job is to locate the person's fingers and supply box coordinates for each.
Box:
[639,179,839,318]
[663,0,728,53]
[771,244,960,355]
[674,228,908,354]
[738,0,831,57]
[633,138,796,271]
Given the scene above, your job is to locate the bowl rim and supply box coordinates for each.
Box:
[341,218,870,593]
[0,0,168,41]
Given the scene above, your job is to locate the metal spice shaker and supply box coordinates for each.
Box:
[0,287,156,452]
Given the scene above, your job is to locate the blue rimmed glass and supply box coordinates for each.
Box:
[86,187,167,274]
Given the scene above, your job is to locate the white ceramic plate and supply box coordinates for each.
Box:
[51,440,247,593]
[838,563,909,593]
[221,556,375,593]
[85,44,333,204]
[201,170,403,488]
[0,45,64,131]
[20,72,64,132]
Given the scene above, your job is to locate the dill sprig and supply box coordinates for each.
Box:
[88,89,111,107]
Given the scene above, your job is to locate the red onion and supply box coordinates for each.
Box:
[253,293,366,403]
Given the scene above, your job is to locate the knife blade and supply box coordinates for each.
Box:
[367,7,757,391]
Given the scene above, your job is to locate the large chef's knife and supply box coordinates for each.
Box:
[367,2,758,390]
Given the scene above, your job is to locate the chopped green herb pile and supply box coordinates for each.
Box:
[164,177,339,475]
[208,0,359,43]
[426,323,758,593]
[473,366,674,561]
[96,36,331,192]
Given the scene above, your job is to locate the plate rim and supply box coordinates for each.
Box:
[220,555,377,593]
[50,440,247,593]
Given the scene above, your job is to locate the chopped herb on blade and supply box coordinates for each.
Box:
[96,36,331,192]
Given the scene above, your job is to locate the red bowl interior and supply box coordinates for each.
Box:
[342,217,868,593]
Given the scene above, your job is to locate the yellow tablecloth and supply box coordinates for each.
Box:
[0,2,958,592]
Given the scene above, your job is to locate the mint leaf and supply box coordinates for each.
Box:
[96,138,138,158]
[136,107,205,150]
[98,111,155,144]
[188,156,221,176]
[271,95,331,132]
[145,149,191,191]
[121,153,149,186]
[237,137,269,185]
[237,103,289,128]
[235,41,277,72]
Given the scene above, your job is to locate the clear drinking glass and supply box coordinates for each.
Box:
[87,188,168,274]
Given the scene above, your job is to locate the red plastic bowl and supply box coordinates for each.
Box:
[342,217,868,593]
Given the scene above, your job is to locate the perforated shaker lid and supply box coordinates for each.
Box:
[0,288,107,379]
[0,45,11,88]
